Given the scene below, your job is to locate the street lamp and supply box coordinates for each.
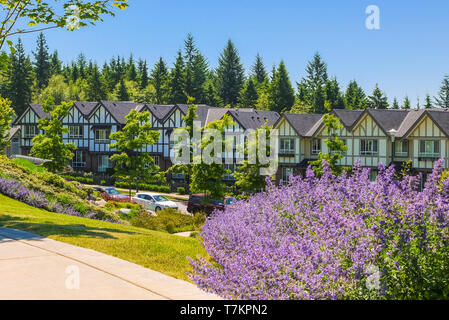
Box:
[388,129,398,165]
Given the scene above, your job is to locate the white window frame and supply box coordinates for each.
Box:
[72,150,86,168]
[311,139,321,155]
[395,140,409,157]
[282,167,294,184]
[95,129,110,144]
[360,139,378,156]
[69,125,83,139]
[280,138,295,154]
[419,140,440,158]
[24,125,38,138]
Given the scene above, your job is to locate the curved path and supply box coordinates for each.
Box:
[0,227,219,300]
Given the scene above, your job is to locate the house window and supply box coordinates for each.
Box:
[223,164,236,181]
[280,138,295,154]
[144,156,159,169]
[98,155,110,173]
[419,140,440,157]
[72,150,86,168]
[69,126,83,138]
[360,139,378,155]
[23,125,38,138]
[311,139,321,155]
[395,140,409,157]
[282,167,294,184]
[95,129,110,144]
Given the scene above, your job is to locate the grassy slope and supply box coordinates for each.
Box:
[0,194,207,282]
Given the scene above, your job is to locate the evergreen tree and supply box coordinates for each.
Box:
[402,96,411,109]
[169,50,186,104]
[367,84,389,109]
[238,79,259,108]
[33,33,50,90]
[269,60,295,113]
[183,34,208,102]
[424,94,433,109]
[434,75,449,108]
[0,97,15,153]
[77,53,87,79]
[392,98,400,109]
[215,39,245,106]
[324,77,344,110]
[127,54,137,82]
[138,59,149,89]
[297,53,328,114]
[49,51,62,77]
[204,80,221,107]
[117,78,130,101]
[251,54,268,84]
[87,64,107,101]
[150,57,169,104]
[344,80,366,110]
[70,62,79,82]
[184,33,196,98]
[8,39,34,116]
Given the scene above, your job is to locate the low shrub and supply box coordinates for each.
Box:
[115,181,170,193]
[61,175,94,185]
[177,187,185,195]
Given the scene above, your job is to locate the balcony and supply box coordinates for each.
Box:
[279,149,295,157]
[418,153,440,161]
[72,162,86,168]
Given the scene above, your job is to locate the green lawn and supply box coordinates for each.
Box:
[0,194,207,282]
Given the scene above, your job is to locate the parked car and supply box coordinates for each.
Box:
[187,194,237,215]
[93,186,131,202]
[132,193,178,212]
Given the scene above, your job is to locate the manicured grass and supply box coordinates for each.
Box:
[0,194,207,282]
[12,158,46,173]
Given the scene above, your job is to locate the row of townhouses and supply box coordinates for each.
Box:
[11,101,449,184]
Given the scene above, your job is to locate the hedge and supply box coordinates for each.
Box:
[115,181,171,193]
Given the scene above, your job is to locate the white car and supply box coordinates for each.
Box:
[132,193,178,212]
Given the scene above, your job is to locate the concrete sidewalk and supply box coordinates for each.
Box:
[0,227,220,300]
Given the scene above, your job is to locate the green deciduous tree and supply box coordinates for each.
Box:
[30,96,76,172]
[110,109,161,196]
[0,96,15,152]
[0,0,129,51]
[310,114,348,176]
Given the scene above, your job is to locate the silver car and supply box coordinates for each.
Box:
[133,193,178,212]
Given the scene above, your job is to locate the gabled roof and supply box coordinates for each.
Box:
[73,101,99,116]
[6,126,20,140]
[366,109,410,135]
[176,104,216,126]
[146,105,176,121]
[96,101,145,124]
[331,109,364,130]
[29,104,49,119]
[424,109,449,138]
[227,109,280,130]
[281,113,323,137]
[396,109,426,138]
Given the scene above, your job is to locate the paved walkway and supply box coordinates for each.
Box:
[0,227,220,300]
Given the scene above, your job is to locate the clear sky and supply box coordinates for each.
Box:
[16,0,449,107]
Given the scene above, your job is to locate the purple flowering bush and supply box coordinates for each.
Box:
[189,160,449,300]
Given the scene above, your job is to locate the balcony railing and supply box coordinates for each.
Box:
[72,162,86,168]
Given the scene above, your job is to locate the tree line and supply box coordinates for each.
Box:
[1,32,449,118]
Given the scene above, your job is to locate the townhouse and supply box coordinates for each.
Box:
[275,108,449,183]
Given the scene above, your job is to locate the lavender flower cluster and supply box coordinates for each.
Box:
[189,159,449,300]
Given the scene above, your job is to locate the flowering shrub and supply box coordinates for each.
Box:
[189,160,449,300]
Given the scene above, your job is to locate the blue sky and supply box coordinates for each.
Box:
[16,0,449,106]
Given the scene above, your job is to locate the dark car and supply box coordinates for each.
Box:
[93,186,131,202]
[187,194,237,215]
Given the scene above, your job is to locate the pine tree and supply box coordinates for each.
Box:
[204,80,221,106]
[251,54,267,84]
[324,77,344,110]
[238,79,259,108]
[344,80,366,110]
[402,96,411,109]
[77,53,87,79]
[184,33,196,98]
[367,84,389,109]
[33,33,50,90]
[216,39,244,106]
[392,98,400,109]
[117,78,130,101]
[297,53,328,114]
[434,75,449,108]
[169,50,186,104]
[150,57,169,104]
[138,59,149,89]
[48,50,62,77]
[269,60,295,113]
[183,34,208,102]
[424,94,433,109]
[127,54,137,82]
[87,64,107,101]
[8,39,34,116]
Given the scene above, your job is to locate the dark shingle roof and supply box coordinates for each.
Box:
[98,101,144,124]
[74,101,98,116]
[367,109,410,134]
[147,105,176,121]
[29,104,49,119]
[426,109,449,138]
[176,104,216,126]
[283,113,323,137]
[396,109,426,138]
[331,109,364,129]
[228,109,280,130]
